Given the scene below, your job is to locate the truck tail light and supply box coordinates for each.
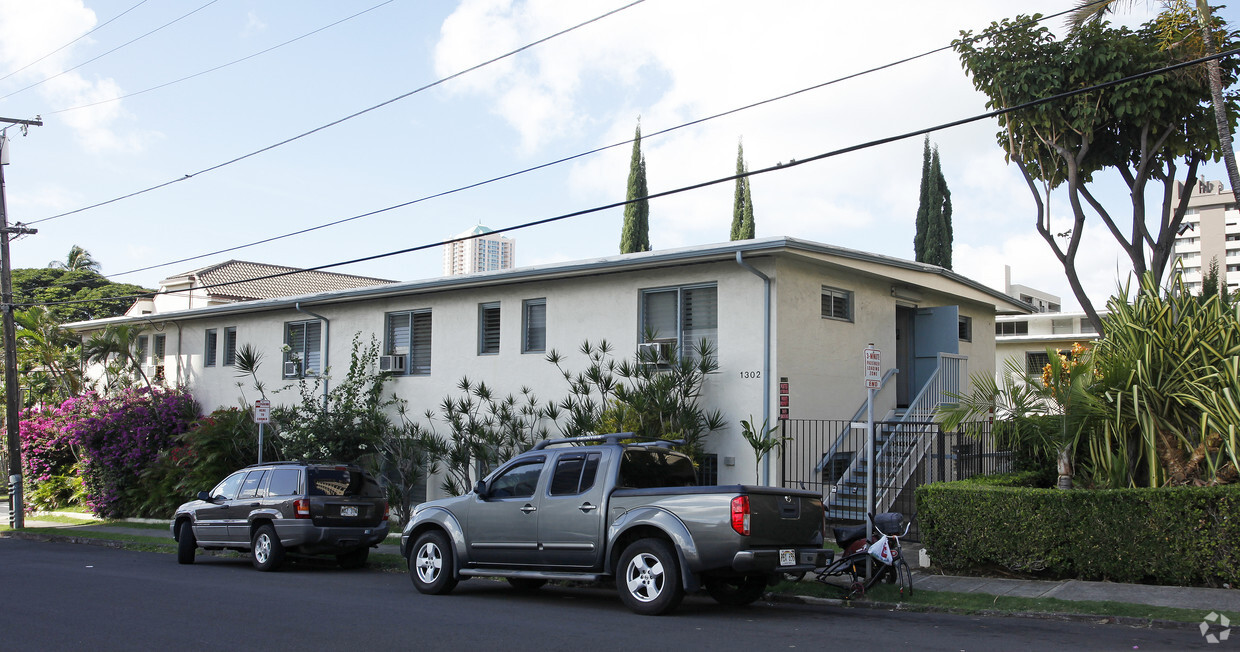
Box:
[294,498,311,519]
[731,496,751,536]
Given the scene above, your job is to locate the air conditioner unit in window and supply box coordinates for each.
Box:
[283,361,300,377]
[140,364,157,377]
[379,355,406,372]
[638,340,673,365]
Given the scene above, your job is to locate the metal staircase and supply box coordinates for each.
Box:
[825,353,965,521]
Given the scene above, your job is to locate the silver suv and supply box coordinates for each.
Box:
[171,461,389,571]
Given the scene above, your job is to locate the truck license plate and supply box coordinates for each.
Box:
[340,506,359,517]
[780,549,795,566]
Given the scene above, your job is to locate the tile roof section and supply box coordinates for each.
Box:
[174,260,394,301]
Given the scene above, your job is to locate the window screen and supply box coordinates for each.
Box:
[523,299,546,353]
[479,303,501,354]
[223,327,237,366]
[204,329,217,367]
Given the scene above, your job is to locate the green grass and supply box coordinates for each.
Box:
[774,579,1239,625]
[3,527,174,547]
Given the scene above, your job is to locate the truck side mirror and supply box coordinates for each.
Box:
[473,480,488,498]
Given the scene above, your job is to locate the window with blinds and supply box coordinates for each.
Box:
[522,299,546,353]
[204,329,217,367]
[821,286,852,321]
[285,320,322,376]
[223,327,237,366]
[385,310,432,375]
[640,284,718,358]
[478,302,501,355]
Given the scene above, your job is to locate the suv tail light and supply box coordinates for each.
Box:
[731,496,751,536]
[382,501,390,521]
[294,498,311,519]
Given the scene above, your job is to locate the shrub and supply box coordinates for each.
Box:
[916,481,1240,587]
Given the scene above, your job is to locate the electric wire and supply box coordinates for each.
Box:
[0,0,222,102]
[27,0,648,226]
[24,45,1240,311]
[43,1,396,116]
[103,0,1118,279]
[0,0,151,84]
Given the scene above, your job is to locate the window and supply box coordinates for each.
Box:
[210,472,246,501]
[204,329,218,367]
[640,284,718,357]
[136,335,149,363]
[1079,318,1097,334]
[548,452,601,496]
[522,299,546,353]
[821,285,853,321]
[488,459,545,499]
[238,470,267,499]
[618,449,697,488]
[958,315,972,342]
[478,302,501,355]
[995,321,1029,336]
[307,468,384,497]
[385,310,432,375]
[223,327,237,366]
[267,468,300,496]
[698,454,719,486]
[153,334,167,382]
[285,320,322,377]
[1025,351,1050,375]
[1051,318,1074,335]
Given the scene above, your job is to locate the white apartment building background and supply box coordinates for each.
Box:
[443,225,515,276]
[1171,180,1240,294]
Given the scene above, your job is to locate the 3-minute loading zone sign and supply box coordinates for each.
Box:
[864,345,881,389]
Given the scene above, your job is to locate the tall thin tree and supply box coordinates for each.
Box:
[730,140,756,240]
[620,121,651,253]
[914,137,953,268]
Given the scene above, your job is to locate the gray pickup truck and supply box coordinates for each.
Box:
[400,434,827,615]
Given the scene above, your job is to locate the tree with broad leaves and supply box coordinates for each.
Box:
[954,13,1239,332]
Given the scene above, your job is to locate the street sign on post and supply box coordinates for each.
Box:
[864,345,881,389]
[254,399,271,465]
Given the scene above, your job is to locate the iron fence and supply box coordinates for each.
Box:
[780,419,1009,541]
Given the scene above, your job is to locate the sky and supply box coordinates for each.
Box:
[0,0,1236,313]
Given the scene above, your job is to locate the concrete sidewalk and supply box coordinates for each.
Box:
[5,503,1238,615]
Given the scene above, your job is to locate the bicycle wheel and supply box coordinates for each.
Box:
[895,558,913,597]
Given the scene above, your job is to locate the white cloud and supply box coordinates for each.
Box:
[0,0,147,152]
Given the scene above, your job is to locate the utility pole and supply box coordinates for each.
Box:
[1,116,42,528]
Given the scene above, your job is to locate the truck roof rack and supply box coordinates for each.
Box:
[530,433,686,451]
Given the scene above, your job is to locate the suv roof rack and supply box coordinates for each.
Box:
[244,459,350,468]
[530,433,686,451]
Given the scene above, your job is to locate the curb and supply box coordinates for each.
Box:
[767,592,1197,631]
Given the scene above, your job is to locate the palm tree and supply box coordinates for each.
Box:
[83,324,150,390]
[48,245,101,273]
[1070,0,1239,196]
[15,306,84,402]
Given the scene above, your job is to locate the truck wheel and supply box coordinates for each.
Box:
[704,575,767,606]
[616,538,683,616]
[176,520,196,565]
[410,530,458,595]
[336,547,369,570]
[251,524,285,572]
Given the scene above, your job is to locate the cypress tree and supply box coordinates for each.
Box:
[731,140,756,241]
[914,137,953,269]
[620,122,651,253]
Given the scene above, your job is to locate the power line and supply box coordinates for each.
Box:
[0,0,151,84]
[43,1,396,117]
[0,0,222,102]
[103,2,1114,279]
[26,46,1240,311]
[28,0,648,226]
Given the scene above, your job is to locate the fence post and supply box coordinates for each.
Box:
[937,427,946,482]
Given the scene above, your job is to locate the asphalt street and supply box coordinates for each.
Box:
[0,538,1220,651]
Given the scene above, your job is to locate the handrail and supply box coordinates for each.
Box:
[815,368,900,475]
[850,367,899,422]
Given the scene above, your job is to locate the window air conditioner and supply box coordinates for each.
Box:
[638,341,672,365]
[283,361,300,377]
[140,364,157,377]
[379,355,406,372]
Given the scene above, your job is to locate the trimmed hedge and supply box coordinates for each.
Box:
[915,482,1240,587]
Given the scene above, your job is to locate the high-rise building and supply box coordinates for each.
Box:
[1170,180,1239,294]
[443,225,515,276]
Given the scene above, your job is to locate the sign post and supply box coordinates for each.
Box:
[254,399,271,464]
[863,344,881,579]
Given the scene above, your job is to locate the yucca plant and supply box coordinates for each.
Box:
[1090,272,1240,487]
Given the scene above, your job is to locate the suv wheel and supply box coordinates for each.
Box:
[176,520,196,565]
[251,524,285,572]
[410,530,457,595]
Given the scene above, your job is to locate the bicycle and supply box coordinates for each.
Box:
[789,512,913,599]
